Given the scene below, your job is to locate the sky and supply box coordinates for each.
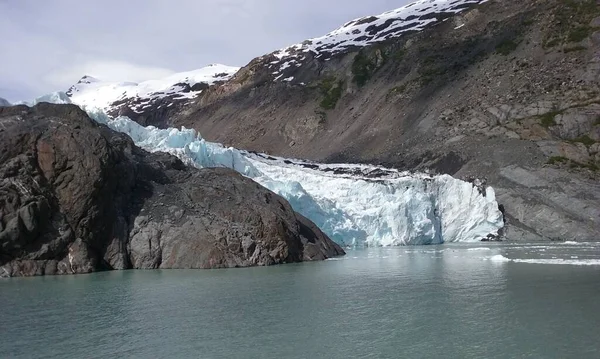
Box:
[0,0,409,102]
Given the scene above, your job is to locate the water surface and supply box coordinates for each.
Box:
[1,242,599,358]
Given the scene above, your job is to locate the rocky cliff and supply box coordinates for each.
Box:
[0,104,343,277]
[166,0,600,241]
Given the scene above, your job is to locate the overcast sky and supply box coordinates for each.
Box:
[0,0,410,102]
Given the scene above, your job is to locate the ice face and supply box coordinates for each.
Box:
[31,92,505,246]
[31,92,72,105]
[89,110,505,247]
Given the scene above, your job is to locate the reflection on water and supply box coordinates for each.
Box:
[1,242,599,358]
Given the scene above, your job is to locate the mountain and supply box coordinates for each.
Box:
[0,103,343,277]
[65,64,239,127]
[0,97,10,107]
[64,0,600,242]
[181,0,600,242]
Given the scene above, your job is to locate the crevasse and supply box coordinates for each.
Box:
[32,92,505,246]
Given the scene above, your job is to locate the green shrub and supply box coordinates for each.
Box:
[496,39,520,55]
[542,0,600,49]
[393,49,406,62]
[539,110,561,127]
[417,65,445,86]
[568,26,593,43]
[389,84,407,95]
[571,135,596,147]
[352,51,378,87]
[315,110,327,123]
[319,77,344,110]
[547,156,568,165]
[569,160,599,172]
[543,38,561,49]
[587,163,600,172]
[522,19,535,26]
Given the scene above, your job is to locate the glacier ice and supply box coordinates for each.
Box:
[31,92,72,105]
[31,92,505,246]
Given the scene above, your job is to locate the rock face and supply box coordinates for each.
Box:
[0,104,343,277]
[162,0,600,241]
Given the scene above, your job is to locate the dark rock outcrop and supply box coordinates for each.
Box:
[0,104,343,277]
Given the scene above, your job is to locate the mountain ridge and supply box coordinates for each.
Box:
[61,0,600,242]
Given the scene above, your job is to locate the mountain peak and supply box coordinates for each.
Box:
[78,75,100,83]
[66,64,240,118]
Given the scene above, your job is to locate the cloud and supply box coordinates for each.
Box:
[44,60,176,86]
[0,0,409,102]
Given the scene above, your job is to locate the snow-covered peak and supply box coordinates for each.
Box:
[269,0,486,80]
[76,75,101,84]
[0,97,11,107]
[66,64,240,113]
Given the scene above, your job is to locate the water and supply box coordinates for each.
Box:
[1,242,599,358]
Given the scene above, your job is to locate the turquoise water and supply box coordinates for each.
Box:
[1,242,599,358]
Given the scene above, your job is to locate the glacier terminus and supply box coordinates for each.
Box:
[29,91,504,246]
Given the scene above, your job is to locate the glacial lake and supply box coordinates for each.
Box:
[1,242,599,358]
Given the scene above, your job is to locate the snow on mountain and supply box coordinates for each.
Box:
[0,97,10,107]
[66,64,239,113]
[269,0,487,80]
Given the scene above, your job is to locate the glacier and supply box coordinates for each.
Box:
[31,92,504,246]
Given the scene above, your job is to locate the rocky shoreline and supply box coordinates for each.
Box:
[0,104,344,277]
